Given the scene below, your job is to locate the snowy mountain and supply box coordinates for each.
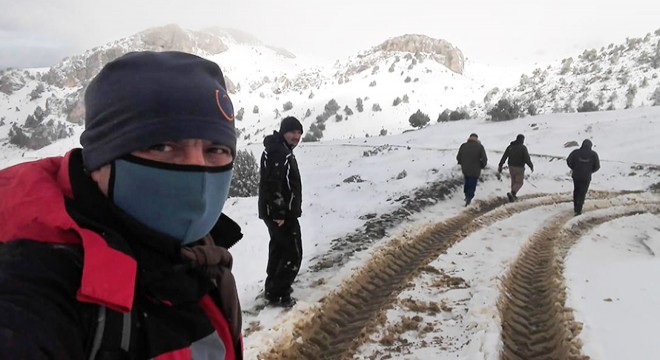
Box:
[2,24,660,155]
[487,28,660,115]
[0,25,490,153]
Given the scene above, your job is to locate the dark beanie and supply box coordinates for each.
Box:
[279,116,303,134]
[81,51,236,170]
[516,134,525,142]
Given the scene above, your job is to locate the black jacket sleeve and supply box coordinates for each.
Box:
[0,241,88,360]
[498,146,510,168]
[262,150,289,219]
[592,152,601,173]
[524,146,534,170]
[567,150,576,169]
[480,145,488,169]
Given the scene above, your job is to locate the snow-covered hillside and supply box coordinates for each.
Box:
[489,28,660,115]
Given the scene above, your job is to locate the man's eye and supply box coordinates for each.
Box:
[208,146,230,155]
[148,144,173,152]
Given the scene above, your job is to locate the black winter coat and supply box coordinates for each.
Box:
[567,142,600,179]
[499,141,533,170]
[258,131,302,219]
[457,139,488,177]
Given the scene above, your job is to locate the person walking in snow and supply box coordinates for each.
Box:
[567,139,600,215]
[0,51,244,359]
[498,134,534,202]
[258,116,304,308]
[456,133,488,206]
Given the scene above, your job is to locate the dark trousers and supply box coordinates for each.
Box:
[264,218,303,299]
[573,177,591,213]
[464,176,479,199]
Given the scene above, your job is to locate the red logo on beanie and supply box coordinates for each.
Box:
[215,89,234,121]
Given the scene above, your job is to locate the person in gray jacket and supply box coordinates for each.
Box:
[498,134,534,202]
[567,139,600,215]
[456,133,488,206]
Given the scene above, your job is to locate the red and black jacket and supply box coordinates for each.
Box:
[0,149,243,359]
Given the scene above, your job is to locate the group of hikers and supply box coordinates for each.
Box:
[456,133,601,215]
[0,50,601,359]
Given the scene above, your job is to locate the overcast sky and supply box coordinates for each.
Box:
[1,0,658,70]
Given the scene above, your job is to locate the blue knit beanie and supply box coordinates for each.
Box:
[81,51,236,170]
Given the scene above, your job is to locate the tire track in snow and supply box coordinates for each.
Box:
[258,192,624,360]
[499,199,660,360]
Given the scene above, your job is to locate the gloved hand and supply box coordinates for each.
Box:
[498,165,503,173]
[530,166,534,173]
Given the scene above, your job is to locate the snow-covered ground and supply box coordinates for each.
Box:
[1,106,659,358]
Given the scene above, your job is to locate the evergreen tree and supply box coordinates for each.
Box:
[229,149,259,197]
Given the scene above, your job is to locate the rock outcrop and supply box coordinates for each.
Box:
[372,34,464,74]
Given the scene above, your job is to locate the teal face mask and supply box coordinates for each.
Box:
[109,155,233,244]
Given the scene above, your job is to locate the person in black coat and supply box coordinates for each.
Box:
[567,139,600,215]
[456,133,488,206]
[258,116,303,307]
[498,134,534,202]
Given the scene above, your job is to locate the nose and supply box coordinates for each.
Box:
[180,143,206,166]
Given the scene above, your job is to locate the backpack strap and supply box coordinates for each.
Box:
[88,305,133,360]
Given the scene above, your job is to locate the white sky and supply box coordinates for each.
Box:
[1,0,659,69]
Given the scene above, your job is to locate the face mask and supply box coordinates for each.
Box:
[109,155,233,244]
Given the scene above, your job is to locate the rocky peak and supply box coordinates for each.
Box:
[371,34,464,74]
[42,24,230,89]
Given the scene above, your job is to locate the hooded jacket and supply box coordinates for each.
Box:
[498,138,533,170]
[0,149,243,360]
[258,131,302,220]
[567,140,600,180]
[457,138,488,177]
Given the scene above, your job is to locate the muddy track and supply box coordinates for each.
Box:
[499,201,660,360]
[259,192,626,360]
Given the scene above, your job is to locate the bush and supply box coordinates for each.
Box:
[402,94,409,103]
[356,98,364,112]
[304,108,312,118]
[372,103,382,112]
[404,76,411,83]
[302,123,323,142]
[392,97,402,106]
[344,105,354,115]
[409,109,430,128]
[527,104,538,116]
[325,99,340,115]
[651,86,660,106]
[625,85,637,108]
[577,101,599,112]
[437,109,451,122]
[449,109,470,121]
[29,83,45,100]
[235,107,245,120]
[488,99,522,121]
[253,105,259,114]
[283,101,293,111]
[379,128,388,136]
[335,114,343,122]
[228,149,259,197]
[369,80,377,87]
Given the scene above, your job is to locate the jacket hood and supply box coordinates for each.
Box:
[511,134,525,145]
[581,139,593,149]
[263,131,290,151]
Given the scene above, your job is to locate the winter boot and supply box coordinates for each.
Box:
[506,192,514,202]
